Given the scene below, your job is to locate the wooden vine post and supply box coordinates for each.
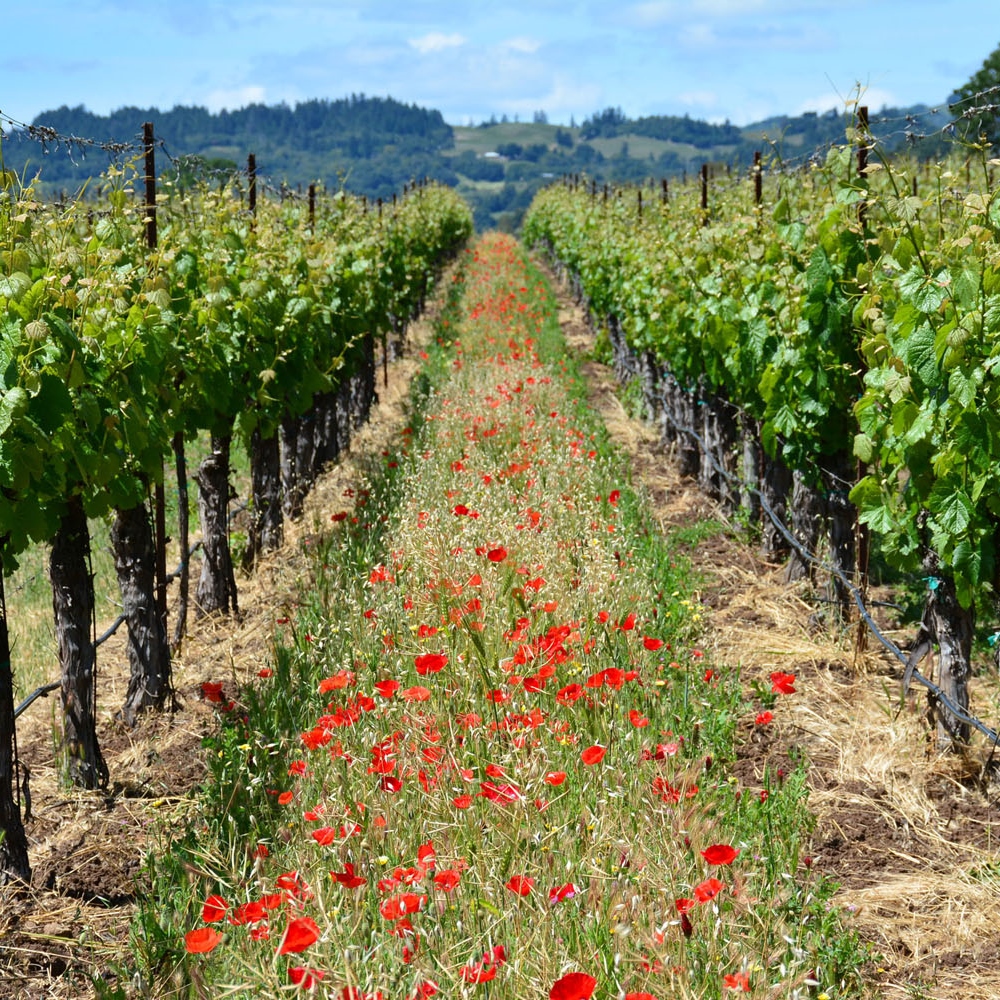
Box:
[246,151,287,571]
[248,152,257,220]
[753,150,762,224]
[854,107,871,652]
[144,122,168,631]
[0,568,31,886]
[116,122,172,727]
[700,162,709,225]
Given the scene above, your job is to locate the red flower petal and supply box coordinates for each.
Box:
[278,916,321,954]
[505,874,535,896]
[770,671,796,694]
[701,844,739,866]
[693,876,726,902]
[550,971,597,1000]
[185,926,223,954]
[580,744,606,766]
[201,894,228,923]
[415,653,448,675]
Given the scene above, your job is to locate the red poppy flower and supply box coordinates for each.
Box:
[723,971,751,992]
[550,971,597,1000]
[414,653,448,675]
[201,681,225,703]
[461,963,497,984]
[379,893,426,921]
[628,710,649,728]
[332,863,366,888]
[401,686,431,702]
[434,869,462,891]
[184,926,223,954]
[486,546,508,562]
[643,636,664,651]
[479,780,522,804]
[505,875,534,896]
[754,710,773,726]
[277,916,321,954]
[693,877,725,903]
[201,894,228,923]
[675,896,695,913]
[770,671,796,694]
[312,827,338,846]
[543,770,566,786]
[373,679,400,698]
[319,670,354,692]
[618,612,637,631]
[408,982,438,999]
[288,966,326,989]
[701,844,739,866]
[580,744,607,766]
[230,900,267,925]
[556,683,584,705]
[548,882,580,903]
[453,794,473,808]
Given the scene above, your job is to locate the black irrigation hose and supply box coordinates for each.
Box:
[660,405,1000,747]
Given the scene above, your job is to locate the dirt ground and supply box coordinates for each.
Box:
[3,264,1000,1000]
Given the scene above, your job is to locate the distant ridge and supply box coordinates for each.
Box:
[3,95,955,230]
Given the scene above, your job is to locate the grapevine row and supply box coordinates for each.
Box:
[523,132,1000,751]
[1,151,471,882]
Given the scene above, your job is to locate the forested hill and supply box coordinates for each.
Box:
[4,96,951,230]
[2,96,455,200]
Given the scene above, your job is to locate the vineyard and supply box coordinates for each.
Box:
[523,122,1000,752]
[3,109,1000,1000]
[0,131,473,885]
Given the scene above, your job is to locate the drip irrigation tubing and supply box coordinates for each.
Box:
[659,403,1000,746]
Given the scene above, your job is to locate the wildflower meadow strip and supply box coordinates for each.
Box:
[136,234,867,999]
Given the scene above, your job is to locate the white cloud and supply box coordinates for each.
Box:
[628,0,770,24]
[203,85,267,111]
[679,23,718,47]
[502,36,542,54]
[796,84,897,116]
[678,89,719,109]
[408,32,467,55]
[501,74,603,122]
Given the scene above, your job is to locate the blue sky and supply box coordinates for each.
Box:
[3,1,998,129]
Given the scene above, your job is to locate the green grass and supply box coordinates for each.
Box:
[451,123,569,156]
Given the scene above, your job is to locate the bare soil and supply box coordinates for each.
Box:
[4,265,999,1000]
